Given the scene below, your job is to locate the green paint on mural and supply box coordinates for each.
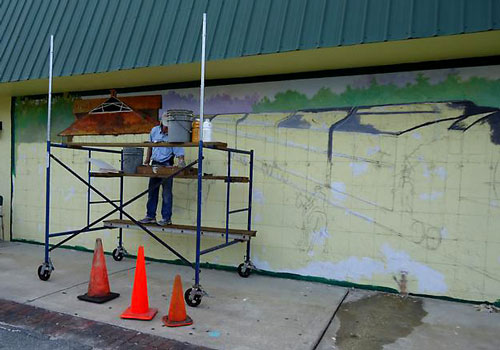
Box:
[14,94,76,143]
[252,73,500,112]
[13,95,76,177]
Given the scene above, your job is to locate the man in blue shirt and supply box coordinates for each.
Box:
[140,115,185,226]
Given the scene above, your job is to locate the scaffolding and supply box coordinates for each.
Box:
[38,141,256,307]
[37,17,257,307]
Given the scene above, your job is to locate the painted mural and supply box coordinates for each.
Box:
[12,65,500,303]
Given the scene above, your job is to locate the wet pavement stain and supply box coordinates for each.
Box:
[335,293,427,350]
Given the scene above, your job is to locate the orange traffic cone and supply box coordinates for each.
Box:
[78,238,120,303]
[120,246,157,320]
[162,274,193,327]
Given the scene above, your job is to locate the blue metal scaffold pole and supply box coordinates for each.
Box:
[194,12,207,288]
[39,35,54,281]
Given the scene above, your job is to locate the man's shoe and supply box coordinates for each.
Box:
[138,217,156,224]
[158,219,172,226]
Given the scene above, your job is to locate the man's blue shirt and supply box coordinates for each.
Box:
[149,126,184,163]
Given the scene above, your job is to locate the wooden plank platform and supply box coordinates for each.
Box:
[65,142,227,149]
[103,219,256,240]
[90,172,249,182]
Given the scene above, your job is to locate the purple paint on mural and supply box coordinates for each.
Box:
[349,76,373,89]
[424,68,458,85]
[162,90,260,115]
[375,72,418,87]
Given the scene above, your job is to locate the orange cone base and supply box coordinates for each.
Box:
[77,292,119,304]
[162,314,193,327]
[120,307,158,321]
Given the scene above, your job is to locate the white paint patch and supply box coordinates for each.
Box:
[310,227,329,246]
[282,244,447,294]
[435,166,447,180]
[347,210,375,223]
[64,187,76,202]
[419,191,443,201]
[254,213,262,223]
[349,162,369,176]
[253,188,265,205]
[423,164,431,178]
[289,257,385,282]
[412,132,422,139]
[331,182,347,201]
[423,165,447,180]
[381,244,447,293]
[252,256,272,270]
[308,250,315,257]
[490,200,499,208]
[440,227,449,239]
[366,145,381,156]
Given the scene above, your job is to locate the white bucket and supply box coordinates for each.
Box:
[166,110,194,143]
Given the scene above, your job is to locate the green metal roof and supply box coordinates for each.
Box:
[1,0,499,84]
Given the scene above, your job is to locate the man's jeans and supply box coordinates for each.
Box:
[146,161,173,220]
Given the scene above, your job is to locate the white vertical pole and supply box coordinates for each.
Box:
[44,34,54,266]
[199,13,206,141]
[47,35,54,145]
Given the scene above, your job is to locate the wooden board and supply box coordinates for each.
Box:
[90,172,249,182]
[104,219,257,239]
[65,141,227,149]
[136,165,198,176]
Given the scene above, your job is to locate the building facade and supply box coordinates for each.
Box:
[1,0,500,303]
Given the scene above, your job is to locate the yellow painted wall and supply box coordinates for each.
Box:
[10,65,500,303]
[12,105,500,303]
[0,96,11,241]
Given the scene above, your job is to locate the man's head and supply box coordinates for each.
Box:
[160,112,168,133]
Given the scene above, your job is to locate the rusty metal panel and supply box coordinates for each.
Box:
[60,93,161,136]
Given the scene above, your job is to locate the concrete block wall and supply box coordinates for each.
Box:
[9,66,500,303]
[0,96,11,241]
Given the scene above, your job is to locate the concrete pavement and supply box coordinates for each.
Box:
[316,290,500,350]
[1,241,500,350]
[0,242,345,350]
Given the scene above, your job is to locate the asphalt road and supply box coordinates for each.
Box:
[0,298,212,350]
[0,323,91,350]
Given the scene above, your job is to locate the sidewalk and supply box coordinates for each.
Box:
[0,241,345,350]
[1,241,499,350]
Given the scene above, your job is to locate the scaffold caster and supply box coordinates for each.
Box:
[112,246,127,261]
[185,287,203,307]
[237,262,252,278]
[37,263,53,281]
[112,248,124,261]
